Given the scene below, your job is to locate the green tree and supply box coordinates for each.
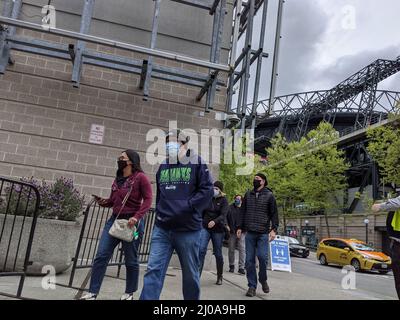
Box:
[219,132,253,202]
[367,110,400,186]
[220,122,349,237]
[297,122,349,237]
[258,122,349,236]
[262,134,305,232]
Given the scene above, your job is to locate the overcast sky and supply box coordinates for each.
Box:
[233,0,400,107]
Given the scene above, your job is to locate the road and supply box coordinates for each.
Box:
[291,253,398,299]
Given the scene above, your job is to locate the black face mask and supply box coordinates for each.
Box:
[117,160,128,171]
[253,179,261,190]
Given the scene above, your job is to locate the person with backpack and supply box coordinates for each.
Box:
[372,195,400,299]
[80,149,152,300]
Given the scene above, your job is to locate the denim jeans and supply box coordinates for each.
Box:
[228,232,246,270]
[245,231,269,289]
[89,216,144,295]
[139,225,201,300]
[198,228,224,275]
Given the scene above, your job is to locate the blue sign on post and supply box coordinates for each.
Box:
[270,237,292,272]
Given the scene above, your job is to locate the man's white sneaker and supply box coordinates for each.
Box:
[80,293,97,300]
[120,293,134,300]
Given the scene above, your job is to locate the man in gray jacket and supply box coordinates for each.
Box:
[372,195,400,299]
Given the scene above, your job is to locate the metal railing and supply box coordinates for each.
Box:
[338,113,389,138]
[68,201,156,287]
[0,176,41,299]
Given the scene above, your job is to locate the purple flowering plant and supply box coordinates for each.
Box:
[0,177,85,222]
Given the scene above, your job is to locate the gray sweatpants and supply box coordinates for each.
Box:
[228,232,246,269]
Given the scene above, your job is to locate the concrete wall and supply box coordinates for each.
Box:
[0,0,232,201]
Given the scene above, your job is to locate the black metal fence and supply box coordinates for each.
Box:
[68,201,156,287]
[0,176,41,299]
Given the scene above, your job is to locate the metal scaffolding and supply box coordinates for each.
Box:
[242,55,400,143]
[0,0,279,116]
[225,0,283,131]
[253,89,400,144]
[0,0,233,111]
[291,56,400,141]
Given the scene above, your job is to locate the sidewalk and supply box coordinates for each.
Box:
[0,247,394,300]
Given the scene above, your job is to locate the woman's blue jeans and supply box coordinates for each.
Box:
[198,228,224,275]
[89,216,144,294]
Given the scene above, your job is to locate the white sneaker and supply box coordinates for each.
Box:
[120,293,134,300]
[80,293,97,300]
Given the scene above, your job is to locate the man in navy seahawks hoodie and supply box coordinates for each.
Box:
[140,129,214,300]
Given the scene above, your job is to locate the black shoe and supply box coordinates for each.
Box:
[261,281,270,293]
[229,266,234,273]
[238,268,245,275]
[246,287,256,297]
[216,276,223,285]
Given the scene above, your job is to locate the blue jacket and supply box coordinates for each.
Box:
[155,151,214,231]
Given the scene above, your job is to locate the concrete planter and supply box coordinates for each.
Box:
[0,214,83,275]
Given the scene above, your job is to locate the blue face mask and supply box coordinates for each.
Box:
[166,142,180,159]
[213,188,220,198]
[234,199,241,206]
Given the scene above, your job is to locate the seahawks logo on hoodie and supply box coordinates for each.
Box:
[159,167,192,185]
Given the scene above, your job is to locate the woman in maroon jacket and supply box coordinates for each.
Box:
[81,149,152,300]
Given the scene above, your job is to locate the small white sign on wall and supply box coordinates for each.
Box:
[89,124,105,144]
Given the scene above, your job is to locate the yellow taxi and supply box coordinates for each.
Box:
[316,238,392,273]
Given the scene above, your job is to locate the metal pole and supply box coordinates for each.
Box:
[143,0,162,100]
[170,0,215,11]
[229,0,242,68]
[72,0,95,87]
[0,16,231,72]
[226,0,242,113]
[372,161,379,200]
[210,0,222,15]
[251,0,269,130]
[268,0,284,115]
[0,0,13,68]
[1,0,13,17]
[240,0,255,131]
[0,0,22,73]
[205,2,220,111]
[206,0,226,112]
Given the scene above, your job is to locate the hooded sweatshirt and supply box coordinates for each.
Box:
[155,150,214,232]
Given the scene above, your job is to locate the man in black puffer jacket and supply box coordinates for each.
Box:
[199,181,229,285]
[237,173,279,297]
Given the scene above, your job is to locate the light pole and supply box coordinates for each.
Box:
[363,218,369,244]
[303,220,309,246]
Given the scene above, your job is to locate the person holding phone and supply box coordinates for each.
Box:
[80,149,152,300]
